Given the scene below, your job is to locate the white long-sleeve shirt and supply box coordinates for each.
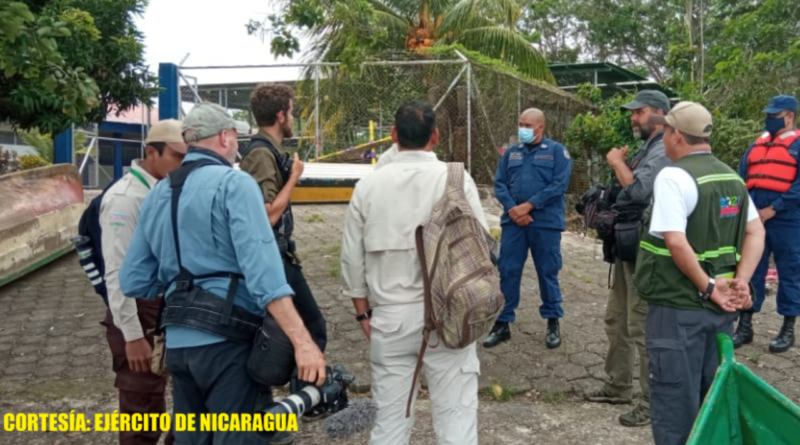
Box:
[340,150,488,307]
[100,160,157,341]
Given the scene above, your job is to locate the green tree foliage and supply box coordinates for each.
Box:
[703,0,800,118]
[18,128,88,163]
[565,86,636,160]
[519,0,583,63]
[249,0,555,82]
[0,1,155,135]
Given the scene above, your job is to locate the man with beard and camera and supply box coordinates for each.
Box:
[584,90,672,427]
[239,86,328,440]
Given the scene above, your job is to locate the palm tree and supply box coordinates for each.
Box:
[18,128,88,164]
[280,0,555,83]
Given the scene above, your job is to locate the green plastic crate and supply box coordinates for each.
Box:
[687,333,800,445]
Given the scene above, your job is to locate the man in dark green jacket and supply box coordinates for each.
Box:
[634,102,766,445]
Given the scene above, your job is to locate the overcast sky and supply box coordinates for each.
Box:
[135,0,309,85]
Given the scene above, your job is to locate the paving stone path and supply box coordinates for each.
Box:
[1,202,797,445]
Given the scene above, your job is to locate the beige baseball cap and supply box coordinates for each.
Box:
[145,119,186,150]
[649,101,713,138]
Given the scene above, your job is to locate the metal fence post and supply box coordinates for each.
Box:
[315,64,321,159]
[158,63,180,120]
[466,62,472,175]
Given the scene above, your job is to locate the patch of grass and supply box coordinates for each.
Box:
[539,391,566,403]
[328,263,340,278]
[327,244,342,257]
[307,214,325,223]
[748,354,761,364]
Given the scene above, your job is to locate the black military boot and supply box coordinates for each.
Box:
[483,321,511,348]
[769,316,795,353]
[546,318,561,349]
[732,311,754,349]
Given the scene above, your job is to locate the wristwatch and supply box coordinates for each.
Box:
[699,278,716,300]
[355,309,372,321]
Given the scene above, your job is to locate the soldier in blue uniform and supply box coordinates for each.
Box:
[484,108,573,349]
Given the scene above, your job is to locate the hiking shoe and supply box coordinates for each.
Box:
[619,402,651,427]
[584,386,632,405]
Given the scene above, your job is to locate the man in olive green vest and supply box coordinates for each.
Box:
[634,102,766,445]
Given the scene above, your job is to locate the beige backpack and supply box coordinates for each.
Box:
[406,162,504,417]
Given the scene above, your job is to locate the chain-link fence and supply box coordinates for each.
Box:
[178,54,591,187]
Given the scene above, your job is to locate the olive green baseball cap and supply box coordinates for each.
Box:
[621,90,671,113]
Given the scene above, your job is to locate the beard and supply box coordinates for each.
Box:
[633,124,653,141]
[282,120,294,139]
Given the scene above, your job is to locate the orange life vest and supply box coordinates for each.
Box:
[745,130,800,193]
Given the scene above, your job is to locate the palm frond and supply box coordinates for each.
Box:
[440,0,521,34]
[427,0,457,20]
[18,129,54,163]
[458,26,555,83]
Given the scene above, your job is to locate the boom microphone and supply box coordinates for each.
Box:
[323,398,378,439]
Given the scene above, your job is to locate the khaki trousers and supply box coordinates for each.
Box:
[604,258,649,401]
[369,303,479,445]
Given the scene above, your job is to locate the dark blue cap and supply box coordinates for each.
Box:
[763,95,798,114]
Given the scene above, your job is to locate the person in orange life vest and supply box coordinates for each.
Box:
[735,95,800,353]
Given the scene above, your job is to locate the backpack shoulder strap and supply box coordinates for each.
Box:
[167,159,220,281]
[245,136,291,183]
[445,162,466,200]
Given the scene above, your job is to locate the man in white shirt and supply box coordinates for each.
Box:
[633,102,765,445]
[99,120,186,445]
[340,101,487,445]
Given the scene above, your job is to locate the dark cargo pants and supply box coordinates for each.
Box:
[166,341,275,445]
[102,300,173,445]
[646,304,736,445]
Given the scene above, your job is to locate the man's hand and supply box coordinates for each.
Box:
[290,152,304,180]
[125,338,153,373]
[711,278,749,312]
[295,340,326,386]
[359,319,371,341]
[514,215,534,227]
[725,277,754,311]
[759,206,776,223]
[606,146,630,167]
[508,202,533,221]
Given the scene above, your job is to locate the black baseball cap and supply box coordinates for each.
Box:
[621,90,671,113]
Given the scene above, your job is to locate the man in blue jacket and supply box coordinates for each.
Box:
[484,108,573,349]
[735,95,800,353]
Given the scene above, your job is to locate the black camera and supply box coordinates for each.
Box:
[263,365,355,419]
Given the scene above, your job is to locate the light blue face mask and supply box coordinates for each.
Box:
[518,127,535,144]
